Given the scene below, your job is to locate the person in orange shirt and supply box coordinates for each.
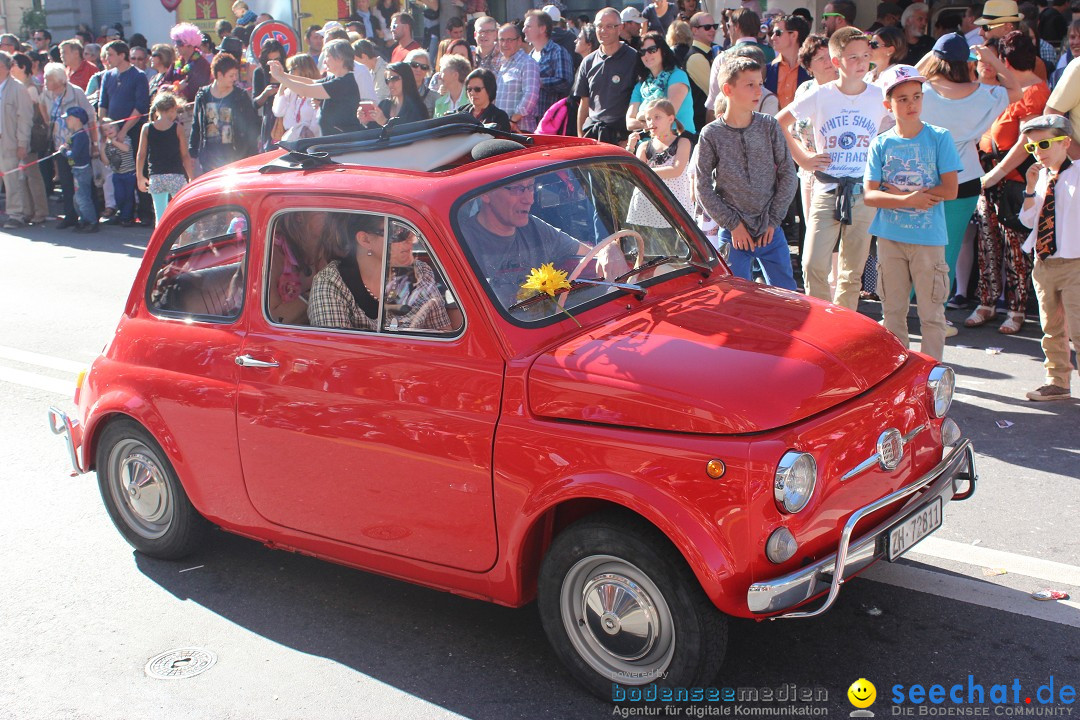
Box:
[766,14,810,110]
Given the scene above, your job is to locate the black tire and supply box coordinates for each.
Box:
[95,419,208,559]
[538,512,727,700]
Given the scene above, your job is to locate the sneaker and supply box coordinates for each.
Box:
[1026,384,1071,402]
[944,320,958,338]
[946,294,969,310]
[3,218,25,229]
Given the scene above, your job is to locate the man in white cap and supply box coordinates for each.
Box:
[974,0,1023,41]
[543,5,578,61]
[619,7,646,51]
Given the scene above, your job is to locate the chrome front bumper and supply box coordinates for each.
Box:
[747,439,977,618]
[48,407,88,476]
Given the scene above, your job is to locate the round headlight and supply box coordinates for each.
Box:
[774,451,817,514]
[928,366,955,418]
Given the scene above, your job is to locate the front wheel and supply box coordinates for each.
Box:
[96,419,208,559]
[538,513,727,699]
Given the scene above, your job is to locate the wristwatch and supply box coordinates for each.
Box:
[1023,190,1037,199]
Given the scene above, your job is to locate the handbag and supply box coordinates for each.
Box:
[30,113,52,155]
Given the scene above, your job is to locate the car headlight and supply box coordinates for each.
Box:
[927,366,955,418]
[774,451,817,514]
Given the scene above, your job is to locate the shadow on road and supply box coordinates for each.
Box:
[133,529,1079,717]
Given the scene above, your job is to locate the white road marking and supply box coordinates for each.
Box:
[907,536,1080,587]
[0,345,87,374]
[0,366,74,396]
[862,562,1080,629]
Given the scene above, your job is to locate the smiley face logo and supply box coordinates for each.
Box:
[848,678,877,708]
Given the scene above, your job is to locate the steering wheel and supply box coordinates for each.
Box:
[559,229,646,309]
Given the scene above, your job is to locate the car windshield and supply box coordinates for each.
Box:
[455,161,709,324]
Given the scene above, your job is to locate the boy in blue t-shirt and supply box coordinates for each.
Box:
[864,65,962,361]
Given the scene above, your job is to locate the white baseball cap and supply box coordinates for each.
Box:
[878,64,926,97]
[620,6,644,23]
[542,4,562,22]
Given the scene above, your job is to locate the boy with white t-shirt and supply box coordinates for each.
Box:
[776,27,888,309]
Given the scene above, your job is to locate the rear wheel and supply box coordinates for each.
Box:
[96,419,207,559]
[538,513,727,699]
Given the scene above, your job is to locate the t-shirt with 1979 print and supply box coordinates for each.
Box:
[788,81,887,193]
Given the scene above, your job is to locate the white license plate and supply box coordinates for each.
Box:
[887,497,942,561]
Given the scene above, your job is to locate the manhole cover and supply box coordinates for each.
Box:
[145,647,217,680]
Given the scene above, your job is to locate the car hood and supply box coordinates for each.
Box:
[527,280,908,434]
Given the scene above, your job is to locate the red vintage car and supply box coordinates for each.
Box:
[49,117,976,698]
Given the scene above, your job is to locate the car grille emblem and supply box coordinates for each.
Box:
[877,429,904,471]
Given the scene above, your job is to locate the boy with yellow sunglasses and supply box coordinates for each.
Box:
[1018,114,1080,401]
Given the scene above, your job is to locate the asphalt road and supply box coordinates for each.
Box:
[1,225,1077,720]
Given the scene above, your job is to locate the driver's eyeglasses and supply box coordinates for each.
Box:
[465,84,485,93]
[694,23,719,31]
[503,183,535,196]
[1024,135,1069,153]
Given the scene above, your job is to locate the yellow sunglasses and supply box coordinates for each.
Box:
[1024,135,1069,153]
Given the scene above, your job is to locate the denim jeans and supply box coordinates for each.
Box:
[112,171,137,221]
[719,225,798,291]
[72,164,97,225]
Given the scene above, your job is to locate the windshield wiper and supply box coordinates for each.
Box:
[613,254,713,283]
[507,277,646,312]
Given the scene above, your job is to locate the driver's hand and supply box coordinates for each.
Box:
[595,242,631,281]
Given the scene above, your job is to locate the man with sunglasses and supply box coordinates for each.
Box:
[766,14,810,110]
[1016,114,1080,401]
[974,0,1022,42]
[684,13,719,132]
[31,30,50,53]
[821,1,855,37]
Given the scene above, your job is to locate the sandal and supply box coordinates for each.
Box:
[999,311,1025,335]
[964,305,996,328]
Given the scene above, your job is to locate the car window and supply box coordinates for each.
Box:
[455,161,703,324]
[147,209,248,321]
[271,210,463,337]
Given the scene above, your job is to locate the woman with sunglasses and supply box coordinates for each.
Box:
[457,68,511,131]
[405,49,438,118]
[966,31,1049,333]
[867,27,906,83]
[915,33,1018,319]
[359,60,429,127]
[625,31,694,135]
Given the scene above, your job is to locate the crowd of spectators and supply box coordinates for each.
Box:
[1,0,1077,400]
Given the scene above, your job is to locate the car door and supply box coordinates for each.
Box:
[235,195,504,572]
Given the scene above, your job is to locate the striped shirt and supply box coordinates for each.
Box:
[104,139,136,174]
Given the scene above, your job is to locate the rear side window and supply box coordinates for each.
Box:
[147,209,249,321]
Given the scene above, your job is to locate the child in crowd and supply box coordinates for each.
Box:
[694,56,798,289]
[58,107,98,234]
[864,65,962,361]
[626,98,694,224]
[1017,114,1080,402]
[137,92,195,223]
[99,118,137,227]
[777,27,888,309]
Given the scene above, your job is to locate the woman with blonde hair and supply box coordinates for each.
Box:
[272,54,322,141]
[667,19,693,67]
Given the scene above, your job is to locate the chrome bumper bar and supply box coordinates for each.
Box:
[747,439,977,618]
[47,406,87,476]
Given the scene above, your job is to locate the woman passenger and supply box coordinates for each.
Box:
[268,212,333,325]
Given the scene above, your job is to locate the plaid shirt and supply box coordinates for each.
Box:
[495,49,541,132]
[532,40,574,122]
[1040,39,1059,68]
[309,259,452,332]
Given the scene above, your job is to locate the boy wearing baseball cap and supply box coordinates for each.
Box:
[864,65,962,360]
[1018,114,1080,401]
[58,106,99,233]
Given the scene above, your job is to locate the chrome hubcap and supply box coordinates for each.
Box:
[582,573,658,660]
[560,555,675,684]
[109,440,172,540]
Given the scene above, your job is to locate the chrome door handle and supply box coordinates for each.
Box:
[235,355,279,368]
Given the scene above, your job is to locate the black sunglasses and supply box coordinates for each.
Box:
[409,61,430,71]
[638,45,661,55]
[693,23,719,31]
